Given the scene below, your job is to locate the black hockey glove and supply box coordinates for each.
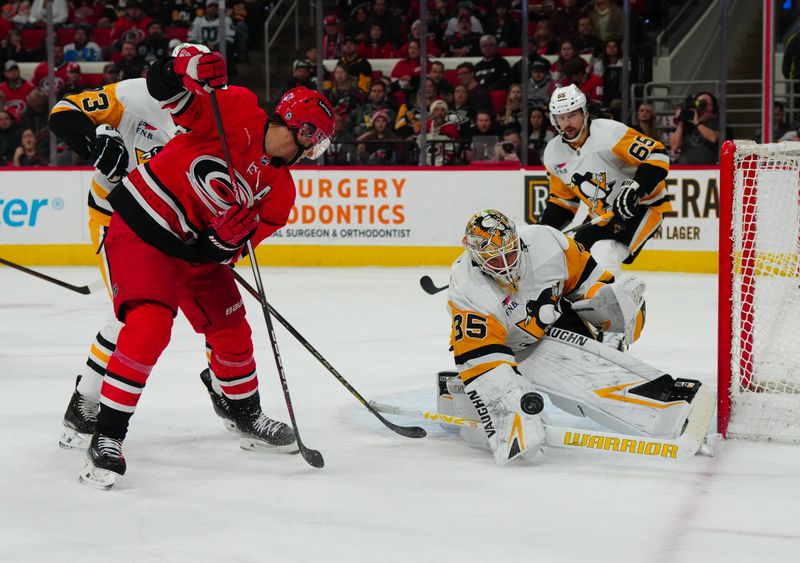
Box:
[92,125,128,183]
[612,179,644,221]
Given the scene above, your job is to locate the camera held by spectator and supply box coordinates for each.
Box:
[676,95,707,124]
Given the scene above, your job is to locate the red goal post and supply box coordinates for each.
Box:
[718,140,800,442]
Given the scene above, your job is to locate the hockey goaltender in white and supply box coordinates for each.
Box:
[435,209,714,465]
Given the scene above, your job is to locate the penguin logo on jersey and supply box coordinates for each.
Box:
[571,171,616,202]
[187,156,265,212]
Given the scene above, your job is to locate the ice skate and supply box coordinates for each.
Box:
[79,433,126,490]
[199,369,236,432]
[231,393,297,453]
[59,376,99,450]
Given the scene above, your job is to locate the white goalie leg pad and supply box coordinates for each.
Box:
[446,376,491,448]
[518,328,713,440]
[462,364,546,466]
[588,239,630,274]
[571,273,646,345]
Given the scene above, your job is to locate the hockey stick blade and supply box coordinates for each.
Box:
[232,270,426,439]
[298,443,324,468]
[420,275,448,295]
[0,257,104,295]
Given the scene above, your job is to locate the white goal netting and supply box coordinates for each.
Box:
[724,141,800,442]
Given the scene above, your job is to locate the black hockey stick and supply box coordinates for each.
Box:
[420,275,448,296]
[0,256,105,295]
[562,211,615,235]
[232,270,426,439]
[418,212,616,296]
[210,90,323,468]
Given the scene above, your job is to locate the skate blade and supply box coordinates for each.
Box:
[78,461,119,490]
[59,427,92,450]
[239,437,300,454]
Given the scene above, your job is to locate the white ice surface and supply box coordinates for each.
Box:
[1,266,799,563]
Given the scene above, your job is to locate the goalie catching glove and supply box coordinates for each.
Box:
[172,44,227,95]
[199,204,259,263]
[92,125,128,183]
[571,273,646,346]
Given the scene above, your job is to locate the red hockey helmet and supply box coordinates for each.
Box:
[274,86,335,160]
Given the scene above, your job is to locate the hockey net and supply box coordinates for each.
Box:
[719,140,800,442]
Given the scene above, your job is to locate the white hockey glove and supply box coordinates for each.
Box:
[92,125,128,183]
[612,179,643,221]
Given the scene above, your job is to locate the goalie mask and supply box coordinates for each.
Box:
[549,84,589,143]
[464,210,522,290]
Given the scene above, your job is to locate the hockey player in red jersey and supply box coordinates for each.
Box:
[49,44,240,451]
[79,45,335,489]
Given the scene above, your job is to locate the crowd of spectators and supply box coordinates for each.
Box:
[0,0,253,166]
[0,0,725,167]
[318,0,645,166]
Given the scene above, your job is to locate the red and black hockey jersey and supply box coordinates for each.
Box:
[109,61,294,263]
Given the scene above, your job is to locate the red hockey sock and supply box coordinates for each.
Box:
[96,302,174,439]
[206,319,258,400]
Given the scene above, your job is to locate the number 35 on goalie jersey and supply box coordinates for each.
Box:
[447,225,614,383]
[542,119,673,222]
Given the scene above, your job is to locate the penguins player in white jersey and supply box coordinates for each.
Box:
[441,210,713,466]
[539,84,672,274]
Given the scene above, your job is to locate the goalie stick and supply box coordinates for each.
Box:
[231,270,426,439]
[0,257,105,295]
[419,212,615,296]
[370,390,715,461]
[210,90,323,469]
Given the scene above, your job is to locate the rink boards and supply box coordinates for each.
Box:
[0,165,720,272]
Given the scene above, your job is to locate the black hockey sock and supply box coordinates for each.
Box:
[95,404,132,441]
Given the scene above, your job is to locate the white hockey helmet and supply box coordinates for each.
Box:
[463,210,522,290]
[549,84,588,142]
